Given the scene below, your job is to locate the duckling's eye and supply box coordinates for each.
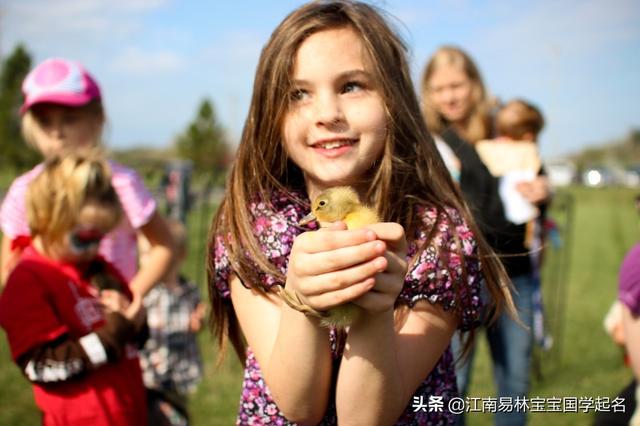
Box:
[318,200,326,206]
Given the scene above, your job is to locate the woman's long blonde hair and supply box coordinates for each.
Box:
[208,1,515,363]
[421,46,493,143]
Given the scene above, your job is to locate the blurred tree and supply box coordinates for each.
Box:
[175,99,230,183]
[0,44,37,171]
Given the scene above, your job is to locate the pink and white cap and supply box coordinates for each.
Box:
[20,58,101,114]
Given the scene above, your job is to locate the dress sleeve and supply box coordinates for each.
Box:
[0,265,69,360]
[398,207,483,331]
[109,162,157,229]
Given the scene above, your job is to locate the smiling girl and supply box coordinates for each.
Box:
[208,1,515,424]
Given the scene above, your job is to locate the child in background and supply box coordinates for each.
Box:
[208,1,516,424]
[138,219,204,426]
[0,58,173,312]
[0,152,147,426]
[475,99,544,228]
[477,98,552,351]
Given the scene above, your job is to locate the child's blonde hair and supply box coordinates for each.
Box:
[496,99,545,141]
[421,45,493,143]
[21,100,105,152]
[27,149,121,247]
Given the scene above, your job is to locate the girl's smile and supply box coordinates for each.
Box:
[310,137,358,158]
[283,26,387,199]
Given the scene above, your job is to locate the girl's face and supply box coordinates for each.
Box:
[426,64,474,124]
[283,27,387,200]
[57,201,115,264]
[30,104,102,157]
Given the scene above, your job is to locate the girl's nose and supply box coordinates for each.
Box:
[314,93,344,126]
[47,119,65,139]
[441,87,456,103]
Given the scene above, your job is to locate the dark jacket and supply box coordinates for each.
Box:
[441,128,532,277]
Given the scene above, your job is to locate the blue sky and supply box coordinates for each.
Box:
[2,0,639,159]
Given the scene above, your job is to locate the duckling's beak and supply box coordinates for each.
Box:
[299,212,317,226]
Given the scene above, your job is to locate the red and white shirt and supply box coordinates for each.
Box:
[0,246,147,426]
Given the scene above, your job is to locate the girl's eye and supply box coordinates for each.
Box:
[290,89,309,102]
[38,117,52,128]
[64,113,81,124]
[342,81,364,93]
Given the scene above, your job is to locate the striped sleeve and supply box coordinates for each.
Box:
[109,161,157,229]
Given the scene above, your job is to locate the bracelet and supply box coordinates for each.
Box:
[278,287,328,319]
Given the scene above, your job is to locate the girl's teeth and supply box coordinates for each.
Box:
[320,141,350,149]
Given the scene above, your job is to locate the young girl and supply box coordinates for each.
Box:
[208,2,515,424]
[0,153,147,425]
[0,58,173,310]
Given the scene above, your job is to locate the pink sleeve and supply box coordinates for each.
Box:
[109,162,157,229]
[0,166,43,239]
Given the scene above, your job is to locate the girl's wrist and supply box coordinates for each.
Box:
[278,286,329,321]
[350,307,395,329]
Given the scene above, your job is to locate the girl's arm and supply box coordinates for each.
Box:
[336,222,457,425]
[338,300,456,424]
[16,310,136,384]
[230,225,384,424]
[622,304,640,379]
[0,235,15,285]
[128,211,174,300]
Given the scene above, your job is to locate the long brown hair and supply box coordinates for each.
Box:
[208,1,515,363]
[421,45,493,143]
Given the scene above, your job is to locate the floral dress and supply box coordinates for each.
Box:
[213,190,483,425]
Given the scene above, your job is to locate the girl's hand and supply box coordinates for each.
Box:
[350,222,408,316]
[285,222,387,313]
[189,302,206,332]
[100,289,131,315]
[100,290,146,329]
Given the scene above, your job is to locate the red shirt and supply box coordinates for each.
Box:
[0,246,147,426]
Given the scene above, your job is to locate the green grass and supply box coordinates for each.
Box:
[0,186,638,425]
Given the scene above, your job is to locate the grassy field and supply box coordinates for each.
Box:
[0,186,638,425]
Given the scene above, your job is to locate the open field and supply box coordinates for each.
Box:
[0,186,638,425]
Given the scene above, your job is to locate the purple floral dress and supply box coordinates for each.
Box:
[213,190,483,425]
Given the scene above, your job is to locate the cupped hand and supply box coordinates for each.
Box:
[285,221,387,313]
[350,222,408,315]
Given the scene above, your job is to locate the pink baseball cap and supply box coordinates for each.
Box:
[20,58,101,114]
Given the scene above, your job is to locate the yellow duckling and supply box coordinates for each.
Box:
[287,186,379,328]
[299,186,380,230]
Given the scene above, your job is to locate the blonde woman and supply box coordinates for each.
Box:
[422,47,551,426]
